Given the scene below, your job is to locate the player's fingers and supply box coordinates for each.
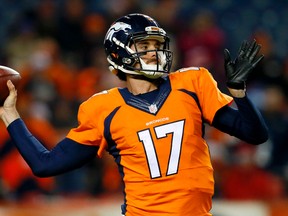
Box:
[238,40,248,57]
[252,54,264,68]
[7,80,17,97]
[224,49,231,63]
[249,44,261,61]
[246,40,256,58]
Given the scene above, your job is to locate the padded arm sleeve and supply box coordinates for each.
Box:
[212,95,269,144]
[7,118,98,177]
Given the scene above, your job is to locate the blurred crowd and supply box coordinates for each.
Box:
[0,0,288,203]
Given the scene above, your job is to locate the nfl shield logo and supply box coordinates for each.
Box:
[148,104,158,114]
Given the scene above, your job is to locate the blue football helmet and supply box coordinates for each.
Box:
[104,13,173,79]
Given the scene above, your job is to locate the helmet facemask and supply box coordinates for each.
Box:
[125,34,173,79]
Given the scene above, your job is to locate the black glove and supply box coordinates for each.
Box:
[224,40,264,89]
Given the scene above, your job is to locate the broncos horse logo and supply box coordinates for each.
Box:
[105,22,131,42]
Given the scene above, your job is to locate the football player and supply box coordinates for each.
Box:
[0,13,268,216]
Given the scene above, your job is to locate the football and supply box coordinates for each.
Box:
[0,65,21,105]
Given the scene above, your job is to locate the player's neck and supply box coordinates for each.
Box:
[126,76,158,95]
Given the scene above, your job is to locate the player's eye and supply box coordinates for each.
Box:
[154,44,161,50]
[141,45,149,50]
[154,42,160,49]
[136,43,148,51]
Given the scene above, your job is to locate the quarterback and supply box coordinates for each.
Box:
[0,14,268,215]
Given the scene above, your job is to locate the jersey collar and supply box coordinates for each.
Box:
[118,78,171,115]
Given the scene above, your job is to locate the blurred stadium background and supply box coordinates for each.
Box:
[0,0,288,215]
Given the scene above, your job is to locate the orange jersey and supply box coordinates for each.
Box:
[67,67,233,215]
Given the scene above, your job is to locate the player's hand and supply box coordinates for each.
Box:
[0,80,20,127]
[224,40,264,90]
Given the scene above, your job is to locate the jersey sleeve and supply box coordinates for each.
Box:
[66,98,107,157]
[197,67,233,124]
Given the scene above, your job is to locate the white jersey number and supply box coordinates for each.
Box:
[137,120,185,179]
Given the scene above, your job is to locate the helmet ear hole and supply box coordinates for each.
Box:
[122,57,132,65]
